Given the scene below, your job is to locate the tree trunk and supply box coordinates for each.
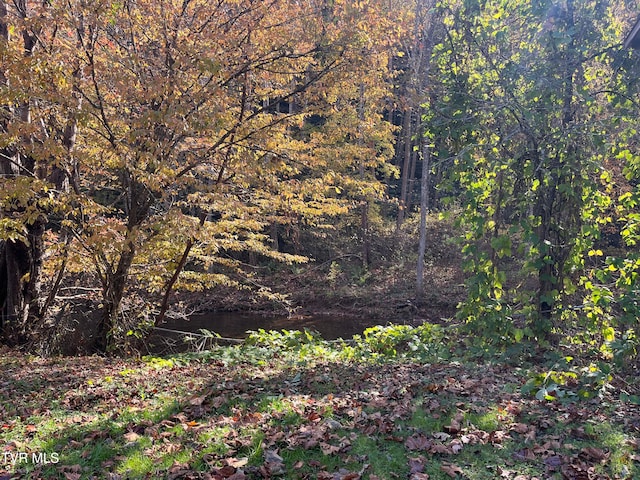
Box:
[0,218,46,344]
[533,0,577,335]
[416,135,431,303]
[97,241,137,352]
[358,83,371,267]
[396,108,413,229]
[96,174,153,352]
[0,0,48,344]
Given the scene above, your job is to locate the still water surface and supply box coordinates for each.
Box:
[150,311,376,352]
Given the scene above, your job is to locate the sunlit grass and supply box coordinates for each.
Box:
[1,331,637,480]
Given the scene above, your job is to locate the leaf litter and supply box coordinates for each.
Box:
[0,348,638,479]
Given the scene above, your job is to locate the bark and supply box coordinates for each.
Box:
[415,136,431,303]
[534,0,577,331]
[396,108,413,229]
[97,174,153,352]
[156,214,206,327]
[358,83,370,267]
[413,0,439,302]
[97,239,138,352]
[0,0,47,344]
[0,218,46,344]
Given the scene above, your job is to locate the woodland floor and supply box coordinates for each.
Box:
[1,337,640,480]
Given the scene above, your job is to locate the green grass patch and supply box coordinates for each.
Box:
[1,330,638,480]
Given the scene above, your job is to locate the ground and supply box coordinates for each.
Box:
[1,328,639,480]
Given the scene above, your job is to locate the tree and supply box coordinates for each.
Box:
[426,0,636,341]
[0,1,80,345]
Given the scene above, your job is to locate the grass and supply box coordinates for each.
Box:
[1,327,639,479]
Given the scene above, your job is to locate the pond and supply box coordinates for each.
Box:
[148,311,379,353]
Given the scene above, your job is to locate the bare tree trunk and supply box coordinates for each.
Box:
[407,146,418,214]
[396,108,413,229]
[358,83,371,267]
[416,136,431,303]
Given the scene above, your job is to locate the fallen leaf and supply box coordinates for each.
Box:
[444,411,464,434]
[430,443,451,454]
[189,395,207,406]
[224,457,249,468]
[263,449,286,475]
[335,470,360,480]
[511,423,529,434]
[214,465,236,477]
[408,456,426,474]
[441,462,464,478]
[513,448,536,462]
[405,433,432,451]
[580,447,608,462]
[226,471,246,480]
[123,431,140,442]
[543,455,563,468]
[320,442,341,455]
[450,439,463,454]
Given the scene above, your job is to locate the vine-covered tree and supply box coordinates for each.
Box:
[425,0,640,341]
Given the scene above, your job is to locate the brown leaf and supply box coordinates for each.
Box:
[214,465,236,477]
[226,471,246,480]
[307,411,321,422]
[440,462,464,478]
[409,474,430,480]
[444,411,464,434]
[513,448,536,462]
[511,423,530,434]
[405,433,433,451]
[408,456,426,474]
[543,455,563,468]
[430,443,451,454]
[489,430,509,444]
[450,439,463,454]
[580,447,608,462]
[224,457,249,468]
[264,449,284,464]
[123,431,140,442]
[336,471,360,480]
[189,394,207,406]
[320,442,341,455]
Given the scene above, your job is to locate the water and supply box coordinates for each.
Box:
[149,311,375,353]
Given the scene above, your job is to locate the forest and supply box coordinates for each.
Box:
[1,0,640,478]
[0,0,638,356]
